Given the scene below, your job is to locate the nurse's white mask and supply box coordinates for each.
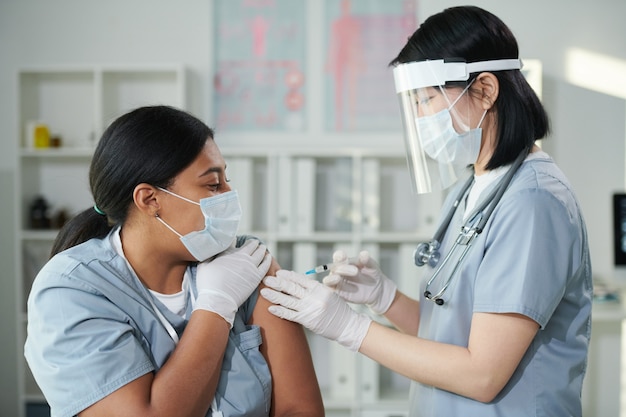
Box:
[417,82,486,167]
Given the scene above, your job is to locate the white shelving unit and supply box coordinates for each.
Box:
[14,65,187,417]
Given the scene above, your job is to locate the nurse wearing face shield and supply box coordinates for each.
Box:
[262,6,592,417]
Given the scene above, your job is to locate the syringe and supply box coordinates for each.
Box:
[304,257,358,275]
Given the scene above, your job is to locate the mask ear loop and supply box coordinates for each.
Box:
[155,213,184,238]
[446,79,476,132]
[476,108,488,130]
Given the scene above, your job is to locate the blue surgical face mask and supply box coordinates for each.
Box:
[156,188,242,262]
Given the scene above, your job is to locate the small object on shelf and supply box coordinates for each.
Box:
[593,280,620,303]
[25,121,49,149]
[30,196,51,229]
[33,124,50,149]
[50,135,62,148]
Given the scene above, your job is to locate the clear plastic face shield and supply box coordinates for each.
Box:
[392,59,522,193]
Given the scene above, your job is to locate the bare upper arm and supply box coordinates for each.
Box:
[250,261,324,417]
[466,312,539,401]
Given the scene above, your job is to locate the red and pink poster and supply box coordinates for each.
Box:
[212,0,417,132]
[213,0,307,131]
[324,0,417,131]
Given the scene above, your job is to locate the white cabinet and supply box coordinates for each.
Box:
[14,65,187,416]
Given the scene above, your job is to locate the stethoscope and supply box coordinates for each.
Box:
[413,149,528,306]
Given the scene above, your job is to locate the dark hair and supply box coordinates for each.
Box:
[51,106,212,257]
[390,6,549,169]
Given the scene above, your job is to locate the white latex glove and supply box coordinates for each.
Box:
[323,250,397,315]
[261,270,372,352]
[195,239,272,327]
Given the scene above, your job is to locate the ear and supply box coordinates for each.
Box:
[474,72,500,110]
[133,183,160,217]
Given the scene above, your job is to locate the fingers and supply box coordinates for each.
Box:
[276,269,316,289]
[263,273,308,298]
[358,250,371,266]
[260,287,302,310]
[332,249,348,263]
[238,238,262,255]
[267,304,297,321]
[248,241,268,265]
[332,264,358,276]
[322,273,342,287]
[257,252,272,276]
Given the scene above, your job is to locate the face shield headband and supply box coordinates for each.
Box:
[392,59,523,194]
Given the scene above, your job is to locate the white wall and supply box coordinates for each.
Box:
[1,1,625,415]
[0,1,212,415]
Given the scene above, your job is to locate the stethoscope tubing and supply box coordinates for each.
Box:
[421,148,530,305]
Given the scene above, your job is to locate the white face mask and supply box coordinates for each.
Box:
[156,188,241,262]
[416,83,486,167]
[417,108,485,167]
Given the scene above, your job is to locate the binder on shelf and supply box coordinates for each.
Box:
[277,155,293,234]
[361,158,381,235]
[415,191,442,238]
[292,242,317,275]
[359,355,381,404]
[226,157,254,234]
[329,342,358,401]
[315,158,353,233]
[295,158,315,235]
[398,243,420,299]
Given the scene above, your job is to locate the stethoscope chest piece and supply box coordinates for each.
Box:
[413,241,441,268]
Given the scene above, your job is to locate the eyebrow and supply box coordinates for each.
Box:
[198,164,227,178]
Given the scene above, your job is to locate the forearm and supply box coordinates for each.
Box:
[149,310,230,415]
[359,312,537,403]
[383,290,420,335]
[79,310,230,417]
[358,322,491,402]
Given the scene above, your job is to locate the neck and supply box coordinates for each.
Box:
[120,224,187,294]
[474,144,539,176]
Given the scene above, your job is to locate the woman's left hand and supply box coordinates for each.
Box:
[260,270,372,352]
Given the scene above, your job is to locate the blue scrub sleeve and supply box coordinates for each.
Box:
[25,276,155,417]
[473,187,582,327]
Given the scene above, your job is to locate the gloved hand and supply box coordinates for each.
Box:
[260,270,372,352]
[323,250,397,315]
[195,239,272,327]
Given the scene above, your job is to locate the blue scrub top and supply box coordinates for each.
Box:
[25,234,272,417]
[410,152,592,417]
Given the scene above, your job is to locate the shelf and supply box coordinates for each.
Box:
[20,148,95,158]
[15,65,188,417]
[20,230,60,241]
[592,301,626,322]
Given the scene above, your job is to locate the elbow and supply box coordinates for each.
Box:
[466,375,506,403]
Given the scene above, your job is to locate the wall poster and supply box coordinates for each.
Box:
[213,0,307,131]
[324,0,417,131]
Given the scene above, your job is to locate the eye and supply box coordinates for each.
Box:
[417,95,435,106]
[207,178,230,192]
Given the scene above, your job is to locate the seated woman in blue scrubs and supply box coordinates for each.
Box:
[24,105,324,417]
